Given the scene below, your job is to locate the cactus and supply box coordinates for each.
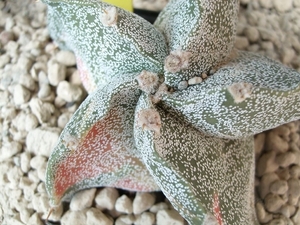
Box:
[42,0,300,224]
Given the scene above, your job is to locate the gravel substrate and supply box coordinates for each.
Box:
[0,0,300,224]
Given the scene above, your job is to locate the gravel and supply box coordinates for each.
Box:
[0,0,300,224]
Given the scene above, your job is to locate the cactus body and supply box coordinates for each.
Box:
[42,0,300,224]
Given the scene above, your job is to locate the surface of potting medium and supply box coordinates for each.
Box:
[0,0,300,224]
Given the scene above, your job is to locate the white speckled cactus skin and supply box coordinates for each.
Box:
[41,0,300,224]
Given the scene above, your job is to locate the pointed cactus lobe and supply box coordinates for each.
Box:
[135,93,258,225]
[155,0,239,87]
[160,51,300,138]
[46,77,160,206]
[44,0,168,91]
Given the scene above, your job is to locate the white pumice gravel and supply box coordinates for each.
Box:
[70,188,97,211]
[133,192,156,214]
[156,209,184,225]
[0,0,300,225]
[95,187,120,211]
[115,195,134,214]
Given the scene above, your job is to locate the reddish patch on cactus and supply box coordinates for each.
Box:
[52,110,150,201]
[53,119,112,200]
[213,192,223,225]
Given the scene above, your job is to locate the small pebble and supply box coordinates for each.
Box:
[0,141,22,162]
[115,195,133,214]
[115,214,136,225]
[156,209,184,225]
[0,54,10,68]
[149,202,169,213]
[264,193,285,212]
[188,76,202,85]
[276,152,296,168]
[37,83,51,99]
[27,213,44,225]
[282,47,296,65]
[30,155,46,170]
[86,208,113,225]
[276,167,291,180]
[265,131,289,153]
[256,151,279,177]
[54,96,67,108]
[17,55,33,72]
[26,127,61,157]
[291,207,300,224]
[57,113,71,128]
[280,204,296,218]
[29,98,55,123]
[20,152,31,173]
[244,26,260,42]
[19,208,32,224]
[13,84,31,105]
[25,113,39,132]
[47,59,66,86]
[70,188,97,211]
[95,187,119,211]
[288,178,300,198]
[259,172,280,199]
[69,70,82,85]
[60,210,87,225]
[273,0,293,12]
[135,212,155,225]
[133,192,156,214]
[258,0,273,8]
[177,80,188,90]
[201,72,208,78]
[256,202,273,224]
[0,30,15,45]
[268,218,285,225]
[270,180,288,195]
[55,50,76,66]
[57,81,83,102]
[235,36,249,49]
[290,165,300,178]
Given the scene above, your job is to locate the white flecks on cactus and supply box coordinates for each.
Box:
[135,93,257,224]
[136,70,159,94]
[41,0,300,224]
[101,6,118,26]
[137,108,162,135]
[45,76,160,206]
[164,50,192,73]
[161,51,300,138]
[228,82,253,103]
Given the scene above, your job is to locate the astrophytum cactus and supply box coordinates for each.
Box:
[42,0,300,224]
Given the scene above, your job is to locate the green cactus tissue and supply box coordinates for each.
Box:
[41,0,300,224]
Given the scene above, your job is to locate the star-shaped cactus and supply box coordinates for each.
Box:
[42,0,300,224]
